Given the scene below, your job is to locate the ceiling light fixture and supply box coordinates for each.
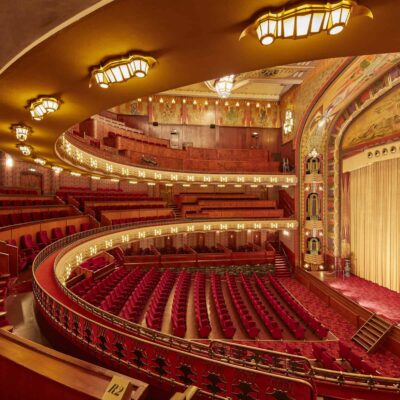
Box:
[91,54,156,89]
[11,124,31,142]
[17,144,33,156]
[28,97,61,120]
[33,157,46,166]
[215,75,235,98]
[240,1,372,46]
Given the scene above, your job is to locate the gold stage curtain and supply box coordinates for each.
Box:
[350,158,400,291]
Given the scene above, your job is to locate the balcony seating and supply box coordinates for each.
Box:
[240,274,282,339]
[51,228,64,241]
[312,343,345,371]
[0,209,72,228]
[267,274,328,339]
[119,268,161,323]
[193,272,211,338]
[226,273,260,339]
[66,225,77,235]
[80,256,108,272]
[80,223,91,231]
[70,276,96,297]
[82,267,130,306]
[20,235,39,262]
[100,268,146,315]
[5,239,28,271]
[338,341,381,375]
[111,214,172,225]
[211,273,236,339]
[36,231,52,249]
[145,270,176,331]
[255,274,305,340]
[171,271,191,337]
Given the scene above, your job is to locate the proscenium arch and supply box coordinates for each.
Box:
[329,66,400,258]
[298,53,400,268]
[1,0,400,170]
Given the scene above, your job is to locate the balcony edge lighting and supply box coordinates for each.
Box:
[56,133,298,186]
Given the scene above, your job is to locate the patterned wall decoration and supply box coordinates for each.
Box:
[185,102,216,125]
[299,52,400,269]
[110,96,280,128]
[342,85,400,150]
[150,101,183,125]
[109,99,149,116]
[280,58,345,145]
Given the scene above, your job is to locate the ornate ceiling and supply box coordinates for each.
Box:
[0,0,400,173]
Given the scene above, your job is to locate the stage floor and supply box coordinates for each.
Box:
[311,271,400,324]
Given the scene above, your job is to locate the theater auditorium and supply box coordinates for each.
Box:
[0,1,399,399]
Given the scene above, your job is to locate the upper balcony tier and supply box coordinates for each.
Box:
[58,115,297,186]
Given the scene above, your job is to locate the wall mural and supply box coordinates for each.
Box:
[280,57,345,145]
[109,97,281,128]
[342,85,400,150]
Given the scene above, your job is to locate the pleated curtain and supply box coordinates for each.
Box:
[350,158,400,291]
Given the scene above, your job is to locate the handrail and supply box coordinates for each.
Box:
[32,220,400,397]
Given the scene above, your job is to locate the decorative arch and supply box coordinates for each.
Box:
[298,53,400,271]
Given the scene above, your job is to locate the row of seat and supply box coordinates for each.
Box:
[119,268,161,322]
[111,215,172,225]
[6,223,90,270]
[90,203,165,220]
[226,273,260,339]
[80,256,108,272]
[100,268,146,315]
[0,199,57,207]
[0,209,71,227]
[193,272,211,338]
[146,270,176,331]
[240,274,282,339]
[0,188,37,195]
[338,341,381,375]
[108,131,169,147]
[82,268,130,306]
[211,273,236,339]
[255,274,305,340]
[171,272,191,337]
[268,274,328,339]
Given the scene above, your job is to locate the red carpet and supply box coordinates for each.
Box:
[327,274,400,324]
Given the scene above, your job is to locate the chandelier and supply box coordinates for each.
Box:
[214,75,235,98]
[240,1,372,46]
[17,144,33,156]
[91,54,156,89]
[34,158,46,166]
[29,97,61,121]
[11,124,31,142]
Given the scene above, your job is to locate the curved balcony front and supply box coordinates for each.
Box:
[56,131,297,186]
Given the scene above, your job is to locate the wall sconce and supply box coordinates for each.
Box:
[52,165,63,173]
[240,1,372,45]
[70,171,81,176]
[33,157,46,166]
[5,155,14,168]
[28,97,62,120]
[91,54,156,89]
[17,143,33,156]
[11,124,31,142]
